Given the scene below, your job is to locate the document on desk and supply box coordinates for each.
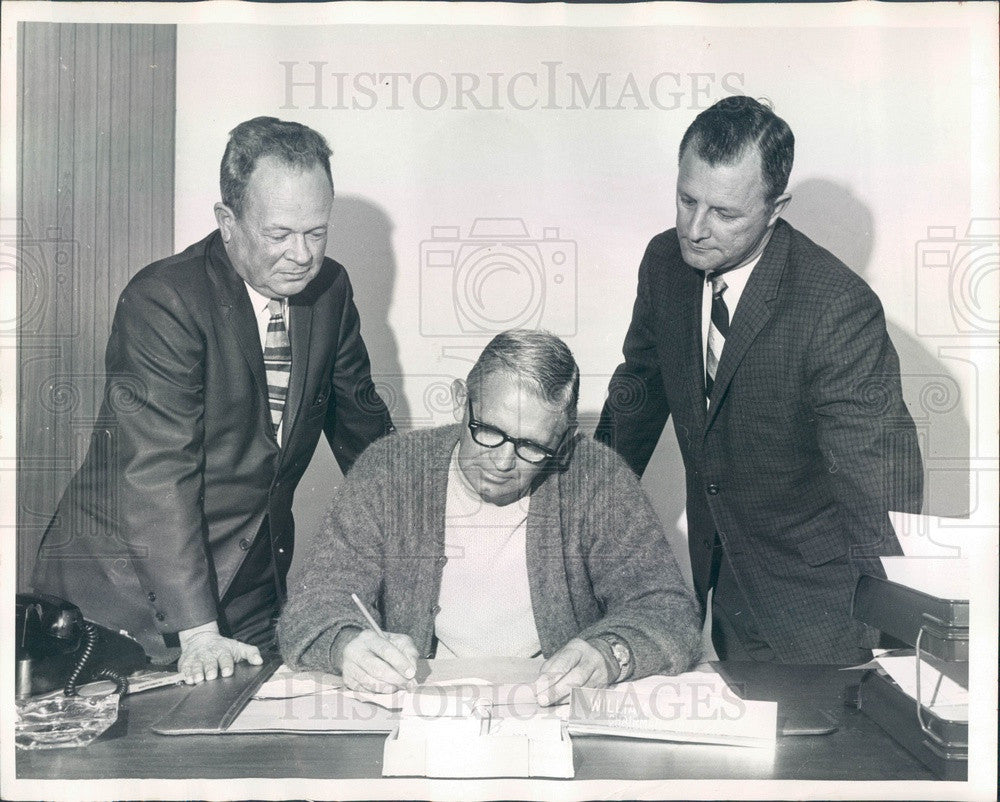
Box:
[874,655,969,721]
[227,658,548,733]
[567,669,778,748]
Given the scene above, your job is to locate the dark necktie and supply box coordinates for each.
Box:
[264,299,291,433]
[705,274,730,397]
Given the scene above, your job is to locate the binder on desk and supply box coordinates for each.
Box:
[152,658,283,735]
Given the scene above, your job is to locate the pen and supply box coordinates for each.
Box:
[351,593,417,687]
[350,593,387,639]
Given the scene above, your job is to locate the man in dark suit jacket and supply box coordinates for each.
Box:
[597,97,923,664]
[32,117,394,682]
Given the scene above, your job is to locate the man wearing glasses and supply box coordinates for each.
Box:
[279,329,701,705]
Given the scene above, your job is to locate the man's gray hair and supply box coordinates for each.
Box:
[466,329,580,423]
[220,116,333,218]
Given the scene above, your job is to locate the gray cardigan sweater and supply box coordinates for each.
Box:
[279,425,702,679]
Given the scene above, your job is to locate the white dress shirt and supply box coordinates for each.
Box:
[699,252,763,376]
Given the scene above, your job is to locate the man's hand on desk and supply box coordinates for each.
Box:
[535,637,612,707]
[335,628,419,693]
[177,621,263,684]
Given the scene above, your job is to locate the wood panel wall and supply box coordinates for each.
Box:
[17,23,176,589]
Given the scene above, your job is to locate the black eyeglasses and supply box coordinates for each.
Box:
[466,397,568,465]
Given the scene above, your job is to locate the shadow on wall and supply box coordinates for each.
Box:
[291,194,408,555]
[785,178,971,517]
[328,193,411,428]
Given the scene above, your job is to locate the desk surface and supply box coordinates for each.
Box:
[16,662,934,783]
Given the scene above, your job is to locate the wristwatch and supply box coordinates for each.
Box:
[600,635,632,683]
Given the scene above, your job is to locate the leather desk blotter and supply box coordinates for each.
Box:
[152,658,282,735]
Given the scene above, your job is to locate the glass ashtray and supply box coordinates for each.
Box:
[15,691,120,749]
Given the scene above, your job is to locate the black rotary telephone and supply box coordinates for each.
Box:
[15,593,147,698]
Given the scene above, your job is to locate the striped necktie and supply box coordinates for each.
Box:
[264,298,291,433]
[705,273,729,398]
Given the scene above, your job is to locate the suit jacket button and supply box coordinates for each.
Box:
[239,538,252,550]
[436,556,447,566]
[706,483,720,495]
[155,612,165,622]
[431,604,441,615]
[147,592,156,602]
[702,538,711,548]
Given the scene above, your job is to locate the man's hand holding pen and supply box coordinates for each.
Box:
[336,628,419,693]
[534,637,613,707]
[334,593,419,693]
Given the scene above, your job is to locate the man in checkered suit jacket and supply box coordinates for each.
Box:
[597,97,923,664]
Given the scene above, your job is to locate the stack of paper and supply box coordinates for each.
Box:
[874,654,968,722]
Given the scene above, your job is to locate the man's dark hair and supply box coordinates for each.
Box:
[679,96,794,200]
[466,329,580,424]
[220,117,333,218]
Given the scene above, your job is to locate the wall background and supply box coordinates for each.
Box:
[174,22,983,580]
[15,23,176,588]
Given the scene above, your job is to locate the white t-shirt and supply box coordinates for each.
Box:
[433,445,542,659]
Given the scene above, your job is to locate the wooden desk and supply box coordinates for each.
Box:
[16,662,935,782]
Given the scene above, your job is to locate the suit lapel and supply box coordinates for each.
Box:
[680,266,708,434]
[206,233,271,407]
[280,296,314,451]
[705,220,791,430]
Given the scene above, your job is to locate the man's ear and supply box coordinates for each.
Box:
[451,379,467,422]
[767,192,791,228]
[214,202,236,242]
[552,424,580,472]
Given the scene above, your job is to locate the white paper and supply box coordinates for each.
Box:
[237,660,551,731]
[253,664,344,699]
[875,655,969,718]
[568,670,778,747]
[229,690,398,733]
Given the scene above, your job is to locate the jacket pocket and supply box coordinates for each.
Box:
[797,529,849,566]
[304,387,332,420]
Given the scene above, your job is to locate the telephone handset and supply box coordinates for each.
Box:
[16,593,147,698]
